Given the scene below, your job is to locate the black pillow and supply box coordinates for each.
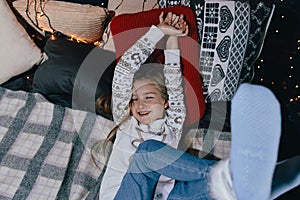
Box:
[32,37,116,120]
[196,101,231,132]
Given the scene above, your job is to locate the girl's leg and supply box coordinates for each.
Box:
[271,155,300,199]
[209,83,282,200]
[114,139,217,200]
[167,179,212,200]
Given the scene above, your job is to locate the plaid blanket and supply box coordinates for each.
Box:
[185,128,231,159]
[0,87,115,199]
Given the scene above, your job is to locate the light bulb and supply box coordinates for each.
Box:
[94,41,101,46]
[50,34,56,40]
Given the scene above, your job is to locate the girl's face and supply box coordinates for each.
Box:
[131,80,168,125]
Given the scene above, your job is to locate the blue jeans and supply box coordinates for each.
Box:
[114,140,217,200]
[271,155,300,199]
[114,140,300,200]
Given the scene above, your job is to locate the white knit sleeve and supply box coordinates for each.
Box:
[112,26,164,124]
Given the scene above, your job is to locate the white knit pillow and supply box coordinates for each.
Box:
[0,0,44,84]
[13,0,112,43]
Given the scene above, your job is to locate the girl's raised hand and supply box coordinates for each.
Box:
[157,12,189,37]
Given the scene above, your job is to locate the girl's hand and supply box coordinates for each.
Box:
[157,12,189,37]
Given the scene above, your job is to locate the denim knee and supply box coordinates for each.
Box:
[137,139,166,153]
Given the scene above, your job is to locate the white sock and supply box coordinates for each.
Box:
[230,83,281,200]
[209,159,237,200]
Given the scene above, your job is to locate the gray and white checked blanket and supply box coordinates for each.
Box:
[0,87,115,199]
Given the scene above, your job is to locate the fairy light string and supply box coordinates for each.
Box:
[25,0,106,45]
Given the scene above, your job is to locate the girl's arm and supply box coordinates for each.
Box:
[112,26,164,124]
[163,47,186,140]
[160,12,188,139]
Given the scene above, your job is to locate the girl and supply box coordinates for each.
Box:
[96,12,189,200]
[114,83,300,200]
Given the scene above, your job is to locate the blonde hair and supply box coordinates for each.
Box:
[92,63,168,166]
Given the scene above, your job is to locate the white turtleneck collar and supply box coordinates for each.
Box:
[119,116,167,137]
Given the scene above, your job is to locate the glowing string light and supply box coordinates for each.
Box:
[50,34,56,40]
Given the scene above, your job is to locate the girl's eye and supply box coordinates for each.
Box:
[131,98,138,102]
[146,96,154,100]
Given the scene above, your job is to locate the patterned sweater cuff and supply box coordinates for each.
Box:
[164,49,180,64]
[142,25,165,45]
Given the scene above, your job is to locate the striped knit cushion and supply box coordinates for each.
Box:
[12,0,113,43]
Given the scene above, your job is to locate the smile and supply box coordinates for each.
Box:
[138,111,150,116]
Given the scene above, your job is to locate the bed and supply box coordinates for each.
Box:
[1,0,277,199]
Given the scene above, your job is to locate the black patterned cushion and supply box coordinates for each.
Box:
[158,0,275,102]
[239,0,275,83]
